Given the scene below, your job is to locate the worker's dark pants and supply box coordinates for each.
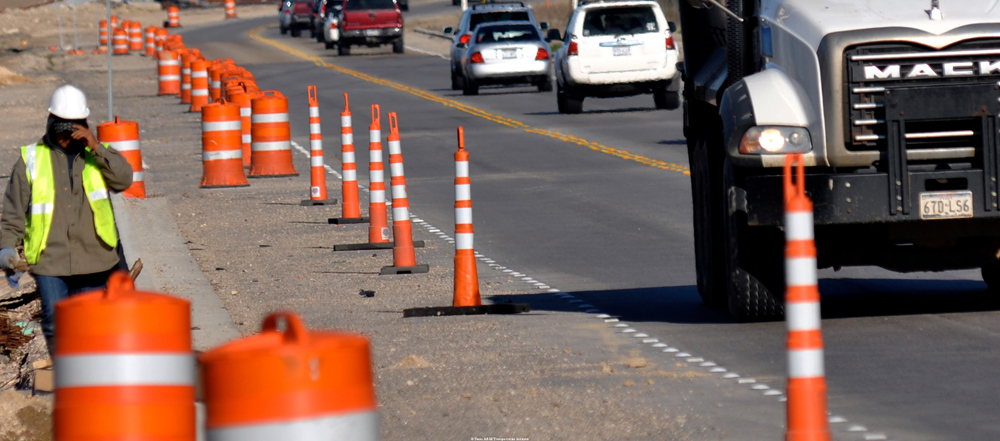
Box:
[36,268,116,342]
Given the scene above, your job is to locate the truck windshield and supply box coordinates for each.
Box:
[475,23,540,43]
[582,6,658,36]
[469,11,530,29]
[345,0,395,10]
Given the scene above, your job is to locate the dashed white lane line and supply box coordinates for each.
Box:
[405,45,449,60]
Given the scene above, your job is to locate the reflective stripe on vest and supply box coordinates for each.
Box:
[21,143,119,264]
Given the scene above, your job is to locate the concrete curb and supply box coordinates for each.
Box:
[112,193,241,351]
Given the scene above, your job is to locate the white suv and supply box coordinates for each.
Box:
[553,0,679,114]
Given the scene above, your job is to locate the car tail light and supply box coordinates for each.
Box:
[283,9,290,14]
[665,35,675,50]
[568,41,578,56]
[535,48,548,60]
[330,21,337,28]
[459,34,471,45]
[470,52,483,63]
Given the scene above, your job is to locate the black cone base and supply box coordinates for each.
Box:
[403,303,531,318]
[380,264,429,275]
[332,240,425,251]
[328,217,369,224]
[301,199,338,206]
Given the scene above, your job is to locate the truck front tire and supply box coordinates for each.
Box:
[689,131,727,309]
[338,43,350,56]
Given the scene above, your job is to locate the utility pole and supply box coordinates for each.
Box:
[106,0,113,121]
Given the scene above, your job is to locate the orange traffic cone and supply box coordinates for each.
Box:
[249,91,298,177]
[200,312,379,440]
[201,100,249,188]
[329,93,368,224]
[333,105,425,251]
[301,85,337,206]
[783,153,831,441]
[97,116,145,199]
[54,272,195,440]
[402,127,527,317]
[380,112,428,275]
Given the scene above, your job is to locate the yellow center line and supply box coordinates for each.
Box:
[247,26,689,175]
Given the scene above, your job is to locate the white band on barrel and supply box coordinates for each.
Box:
[787,349,825,379]
[389,162,404,178]
[370,190,385,203]
[309,107,320,118]
[388,140,401,155]
[785,212,814,241]
[207,410,379,441]
[455,207,472,225]
[343,169,357,181]
[369,169,384,183]
[55,353,195,387]
[455,161,468,178]
[251,141,291,152]
[455,184,471,202]
[252,113,289,123]
[204,150,243,161]
[341,133,353,145]
[311,156,324,167]
[455,232,474,250]
[191,89,209,96]
[111,140,140,152]
[203,121,241,132]
[393,206,409,221]
[785,257,817,287]
[785,302,821,331]
[342,151,355,164]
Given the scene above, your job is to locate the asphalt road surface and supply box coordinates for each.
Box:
[184,16,1000,441]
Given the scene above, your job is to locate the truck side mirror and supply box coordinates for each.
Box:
[443,26,454,35]
[539,22,549,30]
[668,21,677,33]
[546,29,561,42]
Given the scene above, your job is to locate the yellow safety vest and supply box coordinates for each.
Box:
[21,143,118,264]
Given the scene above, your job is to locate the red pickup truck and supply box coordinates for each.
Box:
[336,0,404,55]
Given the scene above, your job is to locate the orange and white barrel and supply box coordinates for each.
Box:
[201,100,249,188]
[128,22,143,52]
[99,19,109,47]
[190,59,211,113]
[386,112,419,268]
[340,94,362,219]
[97,116,145,199]
[249,91,298,177]
[200,312,379,441]
[227,87,257,168]
[157,50,181,96]
[225,0,237,19]
[180,52,198,104]
[110,14,120,28]
[54,272,194,440]
[154,28,167,54]
[306,86,329,201]
[783,153,830,441]
[144,26,156,56]
[112,28,128,55]
[367,105,390,243]
[453,126,481,306]
[208,59,235,100]
[167,6,180,28]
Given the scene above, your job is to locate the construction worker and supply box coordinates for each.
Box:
[0,85,133,355]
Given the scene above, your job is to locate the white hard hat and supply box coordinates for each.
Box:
[47,85,90,120]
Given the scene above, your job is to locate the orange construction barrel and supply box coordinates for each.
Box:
[97,116,146,199]
[200,311,379,440]
[201,100,249,188]
[158,50,181,96]
[54,272,194,440]
[227,87,258,168]
[249,91,298,177]
[112,28,128,55]
[166,6,180,28]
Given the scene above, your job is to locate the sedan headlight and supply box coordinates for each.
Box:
[739,126,812,154]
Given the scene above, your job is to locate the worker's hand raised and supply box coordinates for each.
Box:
[70,124,102,151]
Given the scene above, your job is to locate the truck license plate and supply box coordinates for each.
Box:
[364,29,380,36]
[612,46,631,56]
[919,191,973,220]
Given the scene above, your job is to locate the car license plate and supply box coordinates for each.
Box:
[919,191,973,220]
[501,49,518,59]
[613,45,631,56]
[364,29,380,36]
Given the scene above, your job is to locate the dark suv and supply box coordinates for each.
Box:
[279,0,315,37]
[337,0,404,55]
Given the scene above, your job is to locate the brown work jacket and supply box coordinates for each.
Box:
[0,138,133,276]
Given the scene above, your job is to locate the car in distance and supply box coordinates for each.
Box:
[446,2,544,90]
[337,0,404,55]
[322,1,344,49]
[459,21,553,95]
[553,0,680,113]
[279,0,315,37]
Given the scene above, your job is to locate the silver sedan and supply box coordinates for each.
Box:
[459,21,553,96]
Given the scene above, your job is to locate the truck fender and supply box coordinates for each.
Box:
[719,68,819,166]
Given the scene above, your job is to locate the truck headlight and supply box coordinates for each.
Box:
[739,126,812,154]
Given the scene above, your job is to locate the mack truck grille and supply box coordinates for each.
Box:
[845,40,1000,215]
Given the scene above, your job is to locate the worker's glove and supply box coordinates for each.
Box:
[0,248,18,271]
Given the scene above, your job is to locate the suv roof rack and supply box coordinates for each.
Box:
[469,1,526,9]
[577,0,650,5]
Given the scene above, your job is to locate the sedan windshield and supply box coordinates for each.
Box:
[345,0,395,10]
[582,6,658,36]
[475,24,540,44]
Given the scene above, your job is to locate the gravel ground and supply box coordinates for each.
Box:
[0,6,748,441]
